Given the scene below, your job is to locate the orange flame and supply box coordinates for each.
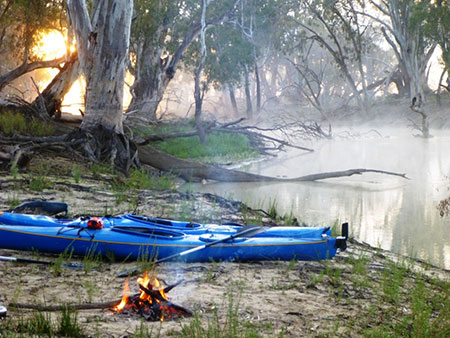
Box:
[114,279,130,312]
[114,272,180,321]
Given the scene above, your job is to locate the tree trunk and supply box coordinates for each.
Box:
[194,0,207,145]
[67,0,137,171]
[254,60,261,113]
[228,84,238,115]
[194,78,206,144]
[244,65,253,119]
[31,54,79,118]
[125,19,169,126]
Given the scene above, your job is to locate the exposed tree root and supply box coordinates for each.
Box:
[0,126,140,173]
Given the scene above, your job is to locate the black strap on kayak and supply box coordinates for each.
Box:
[10,201,68,216]
[116,225,266,278]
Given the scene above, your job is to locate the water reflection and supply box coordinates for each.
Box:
[188,128,450,269]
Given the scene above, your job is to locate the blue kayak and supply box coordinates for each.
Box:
[0,212,332,239]
[0,224,345,262]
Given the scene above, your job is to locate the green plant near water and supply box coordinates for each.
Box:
[110,169,175,205]
[267,199,278,219]
[381,261,405,305]
[126,168,175,191]
[152,131,258,162]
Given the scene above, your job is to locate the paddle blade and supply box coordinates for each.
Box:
[233,225,265,238]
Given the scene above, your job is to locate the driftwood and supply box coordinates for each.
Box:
[9,300,120,311]
[138,145,407,182]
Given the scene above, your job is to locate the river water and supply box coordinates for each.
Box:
[188,127,450,269]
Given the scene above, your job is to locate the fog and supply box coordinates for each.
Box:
[190,127,450,269]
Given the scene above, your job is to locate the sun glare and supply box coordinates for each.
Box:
[33,29,133,116]
[34,30,68,60]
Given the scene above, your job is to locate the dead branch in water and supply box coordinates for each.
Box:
[138,145,408,182]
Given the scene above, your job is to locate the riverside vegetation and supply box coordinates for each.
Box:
[0,120,449,337]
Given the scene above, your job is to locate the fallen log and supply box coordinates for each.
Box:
[138,145,408,182]
[9,300,120,311]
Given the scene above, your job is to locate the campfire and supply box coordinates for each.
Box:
[113,272,191,321]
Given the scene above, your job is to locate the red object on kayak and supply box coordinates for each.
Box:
[87,217,104,229]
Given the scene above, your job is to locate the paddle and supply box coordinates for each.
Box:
[0,255,84,270]
[10,201,68,216]
[117,225,266,277]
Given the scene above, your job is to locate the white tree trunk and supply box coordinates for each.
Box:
[67,0,133,133]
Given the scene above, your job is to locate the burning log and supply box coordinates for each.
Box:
[114,273,191,321]
[10,273,190,321]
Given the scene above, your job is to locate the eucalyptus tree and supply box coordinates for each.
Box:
[366,0,436,99]
[0,0,65,95]
[66,0,137,170]
[287,0,381,112]
[200,16,256,117]
[125,0,240,126]
[412,0,450,95]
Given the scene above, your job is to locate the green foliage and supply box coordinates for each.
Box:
[6,194,20,209]
[0,0,63,63]
[153,131,257,162]
[29,176,53,191]
[110,168,175,206]
[127,168,175,191]
[414,0,450,72]
[82,244,103,273]
[28,164,53,191]
[57,307,86,338]
[17,311,53,336]
[0,111,27,135]
[0,111,54,136]
[71,166,82,183]
[132,320,159,337]
[381,261,405,305]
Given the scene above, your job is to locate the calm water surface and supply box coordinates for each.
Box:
[188,127,450,269]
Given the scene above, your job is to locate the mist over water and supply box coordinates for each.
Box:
[189,127,450,269]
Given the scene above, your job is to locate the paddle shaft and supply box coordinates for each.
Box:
[0,255,83,269]
[117,225,265,277]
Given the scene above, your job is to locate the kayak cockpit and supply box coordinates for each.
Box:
[111,226,185,239]
[124,214,202,229]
